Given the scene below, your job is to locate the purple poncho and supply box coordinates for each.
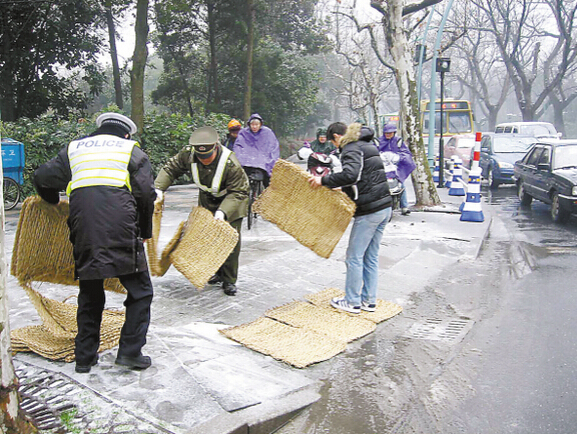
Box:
[233,126,280,175]
[377,135,416,182]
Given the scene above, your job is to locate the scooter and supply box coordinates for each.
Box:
[380,152,405,211]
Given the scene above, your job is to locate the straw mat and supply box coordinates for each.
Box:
[147,202,239,288]
[265,301,375,343]
[253,159,356,259]
[305,288,403,323]
[11,196,125,294]
[11,285,125,361]
[220,317,346,369]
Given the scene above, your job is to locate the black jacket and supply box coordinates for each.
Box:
[34,129,156,280]
[321,124,391,216]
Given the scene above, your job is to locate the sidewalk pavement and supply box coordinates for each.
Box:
[4,168,492,434]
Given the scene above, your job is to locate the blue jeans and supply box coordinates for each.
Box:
[400,182,409,209]
[344,207,392,306]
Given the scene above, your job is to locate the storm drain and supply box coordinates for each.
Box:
[15,361,173,434]
[405,318,473,343]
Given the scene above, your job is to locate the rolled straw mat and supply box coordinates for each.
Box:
[306,288,403,323]
[147,203,238,288]
[11,196,125,294]
[265,301,375,343]
[253,159,356,259]
[220,317,346,369]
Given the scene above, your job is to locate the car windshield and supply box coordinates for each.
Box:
[553,146,577,170]
[493,137,536,153]
[519,124,556,137]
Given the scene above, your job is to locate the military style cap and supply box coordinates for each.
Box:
[189,126,219,146]
[96,112,138,135]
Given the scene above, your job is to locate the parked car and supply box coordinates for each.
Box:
[495,121,560,139]
[443,134,476,169]
[513,140,577,223]
[480,133,537,189]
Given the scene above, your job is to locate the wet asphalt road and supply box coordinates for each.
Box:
[277,184,577,434]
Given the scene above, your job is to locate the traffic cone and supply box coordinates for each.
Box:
[449,157,466,196]
[460,133,484,222]
[433,156,440,183]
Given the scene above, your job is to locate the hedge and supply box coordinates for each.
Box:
[1,109,296,198]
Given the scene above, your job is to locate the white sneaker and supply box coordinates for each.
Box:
[361,301,376,312]
[330,297,361,314]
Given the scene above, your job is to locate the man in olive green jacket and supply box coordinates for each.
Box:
[155,126,249,296]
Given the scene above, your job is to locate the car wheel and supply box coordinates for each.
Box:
[551,192,570,223]
[518,182,532,206]
[488,168,500,189]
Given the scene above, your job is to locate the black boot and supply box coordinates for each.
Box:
[223,282,237,296]
[208,274,223,285]
[115,354,151,370]
[75,354,99,373]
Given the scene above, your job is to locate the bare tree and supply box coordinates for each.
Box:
[449,0,511,130]
[472,0,577,122]
[370,0,444,207]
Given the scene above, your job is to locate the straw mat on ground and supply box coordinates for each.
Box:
[220,317,346,368]
[146,202,238,288]
[305,288,403,323]
[11,196,125,294]
[265,301,375,343]
[253,159,355,258]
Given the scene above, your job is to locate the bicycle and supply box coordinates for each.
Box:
[3,176,21,211]
[244,167,267,230]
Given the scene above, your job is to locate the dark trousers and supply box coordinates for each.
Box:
[215,218,242,284]
[75,271,153,364]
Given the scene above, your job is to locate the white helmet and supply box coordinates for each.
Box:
[96,112,138,136]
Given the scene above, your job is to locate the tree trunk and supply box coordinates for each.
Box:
[106,3,123,110]
[243,0,255,120]
[381,0,440,207]
[131,0,149,134]
[206,0,220,109]
[0,160,37,433]
[0,14,15,122]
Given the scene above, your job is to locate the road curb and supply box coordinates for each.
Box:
[185,385,321,434]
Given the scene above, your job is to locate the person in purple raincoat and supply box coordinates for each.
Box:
[378,123,416,215]
[233,113,280,187]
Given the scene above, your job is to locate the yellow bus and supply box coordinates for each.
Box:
[421,99,475,140]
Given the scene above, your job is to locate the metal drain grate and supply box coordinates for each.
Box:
[405,318,473,342]
[16,366,79,431]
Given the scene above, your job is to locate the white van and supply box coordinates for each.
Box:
[495,121,560,138]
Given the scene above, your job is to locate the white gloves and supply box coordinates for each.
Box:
[214,210,226,221]
[154,189,164,203]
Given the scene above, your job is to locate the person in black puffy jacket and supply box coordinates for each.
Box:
[309,122,392,314]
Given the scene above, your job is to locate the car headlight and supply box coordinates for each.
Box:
[498,161,514,169]
[572,186,577,196]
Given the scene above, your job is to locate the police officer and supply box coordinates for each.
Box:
[34,112,156,373]
[154,126,249,296]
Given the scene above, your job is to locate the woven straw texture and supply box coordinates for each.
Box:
[306,288,403,323]
[220,317,346,369]
[9,196,127,361]
[253,159,356,258]
[11,285,125,361]
[170,207,239,287]
[11,196,125,294]
[147,202,238,287]
[265,301,375,343]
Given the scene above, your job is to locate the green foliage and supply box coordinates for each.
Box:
[0,109,231,197]
[0,0,104,121]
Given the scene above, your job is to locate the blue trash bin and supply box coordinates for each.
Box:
[1,138,25,185]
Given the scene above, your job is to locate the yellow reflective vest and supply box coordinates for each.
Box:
[67,134,139,195]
